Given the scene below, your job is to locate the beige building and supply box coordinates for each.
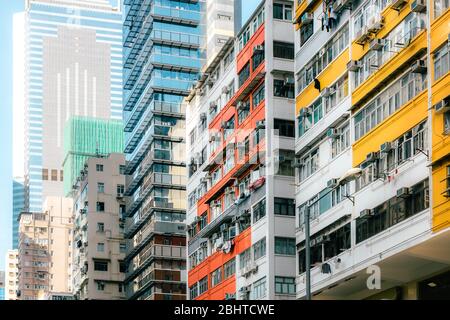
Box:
[72,153,126,300]
[17,197,73,300]
[4,249,19,300]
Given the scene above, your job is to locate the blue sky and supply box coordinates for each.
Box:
[0,0,262,268]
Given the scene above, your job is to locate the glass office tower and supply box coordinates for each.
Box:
[17,0,123,212]
[122,0,204,300]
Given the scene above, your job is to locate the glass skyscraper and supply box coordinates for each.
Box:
[17,0,123,212]
[122,0,203,300]
[12,178,25,250]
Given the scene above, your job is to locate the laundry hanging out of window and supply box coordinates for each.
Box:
[321,3,337,32]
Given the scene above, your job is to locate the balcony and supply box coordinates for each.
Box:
[126,244,186,279]
[126,173,186,215]
[151,4,201,26]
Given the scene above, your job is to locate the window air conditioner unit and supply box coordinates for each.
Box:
[225,293,236,300]
[397,187,411,198]
[240,285,251,293]
[222,86,230,94]
[200,112,207,121]
[292,158,304,168]
[327,127,340,138]
[256,120,265,129]
[209,101,217,110]
[241,209,251,217]
[333,0,352,12]
[380,141,393,153]
[411,0,426,12]
[355,27,370,45]
[366,152,379,163]
[327,178,338,188]
[359,209,374,219]
[390,0,407,11]
[367,15,383,33]
[116,193,124,199]
[370,38,386,51]
[301,12,313,25]
[347,60,362,72]
[411,60,427,74]
[434,97,450,114]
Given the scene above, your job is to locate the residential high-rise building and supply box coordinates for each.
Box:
[121,0,207,300]
[4,250,19,300]
[13,178,25,249]
[63,116,124,196]
[71,153,126,300]
[17,197,73,300]
[293,0,450,299]
[13,0,123,213]
[186,0,297,300]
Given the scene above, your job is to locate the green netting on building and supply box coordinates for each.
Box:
[63,116,124,196]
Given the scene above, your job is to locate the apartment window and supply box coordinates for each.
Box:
[273,3,292,20]
[298,149,318,182]
[97,182,105,193]
[211,267,222,287]
[189,129,196,146]
[354,13,426,88]
[119,261,126,273]
[300,22,314,46]
[274,78,295,98]
[252,84,265,107]
[119,243,126,253]
[97,222,105,232]
[252,44,265,70]
[276,150,295,176]
[223,48,234,70]
[252,277,267,299]
[253,198,266,223]
[238,62,250,87]
[190,283,199,299]
[356,179,429,243]
[323,74,349,113]
[96,202,105,212]
[298,223,351,273]
[94,261,108,271]
[97,243,104,252]
[354,70,427,141]
[97,282,105,291]
[198,277,208,295]
[274,198,295,216]
[298,97,324,137]
[331,122,351,158]
[253,237,266,260]
[224,259,236,279]
[223,117,235,141]
[274,119,295,137]
[445,111,450,134]
[119,165,126,175]
[274,237,296,255]
[238,99,251,125]
[275,277,296,295]
[273,41,294,59]
[434,43,449,80]
[434,0,450,18]
[117,184,125,195]
[297,24,349,91]
[96,164,104,172]
[239,248,251,270]
[51,169,58,181]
